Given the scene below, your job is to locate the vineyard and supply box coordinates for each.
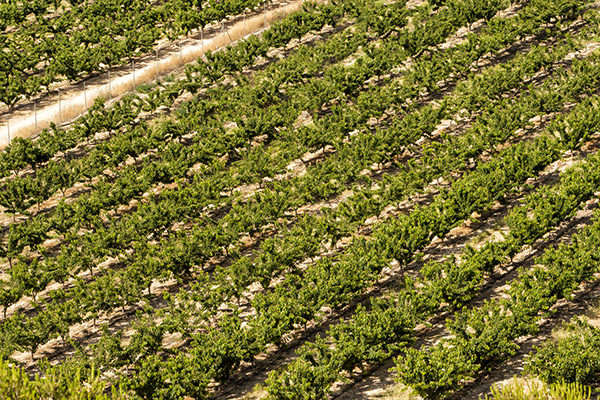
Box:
[2,0,600,399]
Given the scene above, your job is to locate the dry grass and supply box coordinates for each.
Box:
[486,378,592,400]
[583,300,600,329]
[0,0,323,147]
[550,301,600,340]
[239,384,269,400]
[371,383,420,400]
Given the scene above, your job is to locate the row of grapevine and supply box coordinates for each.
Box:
[0,0,271,108]
[0,0,358,178]
[0,0,524,314]
[3,0,600,398]
[27,51,600,399]
[394,191,600,398]
[263,98,600,399]
[525,317,600,385]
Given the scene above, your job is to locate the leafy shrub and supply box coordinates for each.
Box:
[525,319,600,385]
[486,378,591,400]
[0,357,122,400]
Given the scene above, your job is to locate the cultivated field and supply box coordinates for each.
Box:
[2,0,600,399]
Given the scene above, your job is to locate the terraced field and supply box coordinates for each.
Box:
[2,0,600,399]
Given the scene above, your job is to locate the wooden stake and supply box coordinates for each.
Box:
[221,23,225,47]
[225,22,233,44]
[58,90,62,125]
[34,101,37,135]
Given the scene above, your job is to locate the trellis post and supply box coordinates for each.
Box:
[58,89,62,125]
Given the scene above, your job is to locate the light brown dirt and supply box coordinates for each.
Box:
[0,0,323,147]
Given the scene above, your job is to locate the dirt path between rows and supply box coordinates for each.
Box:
[449,276,600,400]
[10,2,596,373]
[0,0,316,147]
[206,129,600,400]
[328,139,600,400]
[332,199,600,400]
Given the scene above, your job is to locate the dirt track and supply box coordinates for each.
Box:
[0,0,315,148]
[4,1,600,398]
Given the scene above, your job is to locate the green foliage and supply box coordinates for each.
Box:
[2,0,600,398]
[486,379,591,400]
[0,357,123,400]
[0,0,270,106]
[526,319,600,385]
[395,205,600,398]
[393,345,476,399]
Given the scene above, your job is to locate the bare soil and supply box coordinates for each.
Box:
[0,0,320,147]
